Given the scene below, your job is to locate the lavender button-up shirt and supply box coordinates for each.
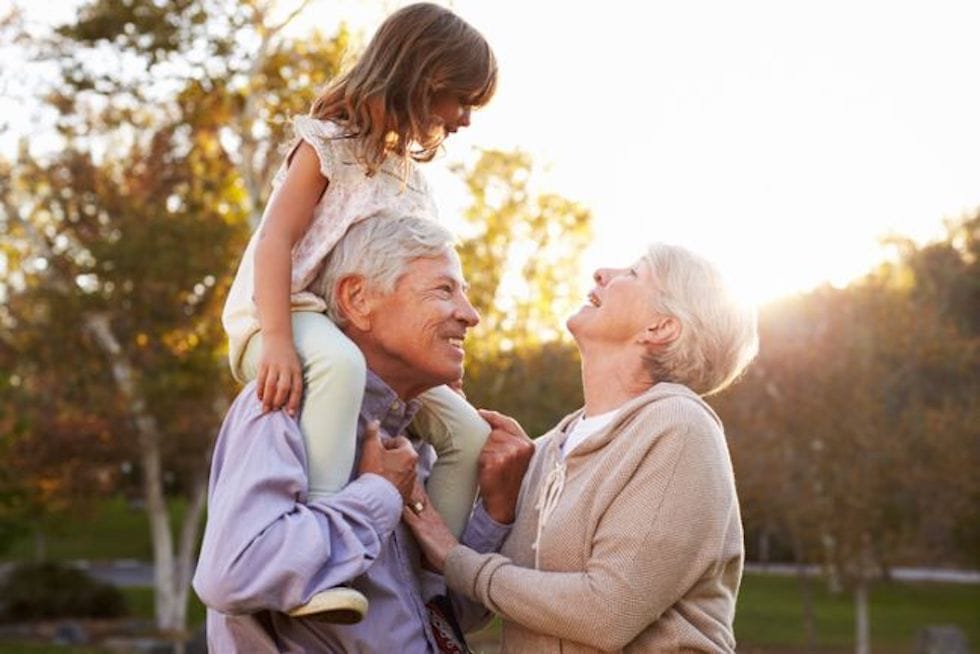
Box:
[193,372,507,653]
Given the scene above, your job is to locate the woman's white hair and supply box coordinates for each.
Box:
[641,243,759,396]
[316,212,457,326]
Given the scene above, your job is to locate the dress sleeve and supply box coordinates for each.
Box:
[192,393,403,615]
[288,115,341,182]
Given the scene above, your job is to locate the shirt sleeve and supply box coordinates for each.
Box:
[443,420,740,652]
[192,400,403,615]
[449,501,512,633]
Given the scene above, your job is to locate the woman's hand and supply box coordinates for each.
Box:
[477,409,535,524]
[402,482,458,572]
[256,334,304,416]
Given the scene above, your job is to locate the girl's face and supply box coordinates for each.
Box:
[428,91,473,139]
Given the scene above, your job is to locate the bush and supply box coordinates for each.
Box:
[0,562,126,622]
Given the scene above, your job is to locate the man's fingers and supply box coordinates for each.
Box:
[384,435,413,451]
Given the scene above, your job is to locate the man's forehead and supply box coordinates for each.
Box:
[405,251,465,280]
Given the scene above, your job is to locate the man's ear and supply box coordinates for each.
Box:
[638,315,681,347]
[335,275,374,332]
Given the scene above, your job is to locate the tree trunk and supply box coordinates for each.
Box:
[822,532,842,594]
[84,313,181,633]
[854,579,870,654]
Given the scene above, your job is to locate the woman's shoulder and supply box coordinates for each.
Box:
[620,384,726,452]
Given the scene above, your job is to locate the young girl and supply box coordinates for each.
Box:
[221,2,497,621]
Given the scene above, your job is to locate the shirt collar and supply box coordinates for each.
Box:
[363,368,423,435]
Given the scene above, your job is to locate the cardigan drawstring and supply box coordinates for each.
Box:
[532,459,566,569]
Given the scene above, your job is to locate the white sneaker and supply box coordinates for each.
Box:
[287,587,368,624]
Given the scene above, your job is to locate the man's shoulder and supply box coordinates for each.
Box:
[215,383,304,453]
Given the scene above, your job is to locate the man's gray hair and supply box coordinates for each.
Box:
[640,243,759,396]
[316,213,457,325]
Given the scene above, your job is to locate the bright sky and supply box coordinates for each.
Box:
[6,0,980,306]
[326,0,980,305]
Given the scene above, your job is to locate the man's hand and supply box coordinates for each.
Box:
[358,421,418,503]
[476,409,535,524]
[256,334,304,417]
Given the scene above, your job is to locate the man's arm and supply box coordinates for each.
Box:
[193,400,414,615]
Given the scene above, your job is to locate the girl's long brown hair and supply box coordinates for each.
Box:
[311,3,497,176]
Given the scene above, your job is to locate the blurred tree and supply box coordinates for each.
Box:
[454,149,592,436]
[1,0,350,638]
[716,210,980,653]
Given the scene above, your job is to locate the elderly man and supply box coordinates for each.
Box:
[193,215,532,652]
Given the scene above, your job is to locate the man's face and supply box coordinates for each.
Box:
[362,250,479,399]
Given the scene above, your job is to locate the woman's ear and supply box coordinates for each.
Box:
[639,315,681,346]
[336,275,374,332]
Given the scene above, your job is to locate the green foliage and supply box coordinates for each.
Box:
[0,562,126,622]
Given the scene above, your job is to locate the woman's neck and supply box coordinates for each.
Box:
[579,344,654,416]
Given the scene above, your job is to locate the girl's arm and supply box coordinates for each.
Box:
[253,142,327,415]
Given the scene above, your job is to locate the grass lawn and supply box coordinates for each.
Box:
[2,496,197,562]
[735,574,978,652]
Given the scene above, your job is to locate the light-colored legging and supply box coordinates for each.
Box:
[239,311,489,537]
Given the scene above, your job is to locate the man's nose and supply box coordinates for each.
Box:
[455,294,480,327]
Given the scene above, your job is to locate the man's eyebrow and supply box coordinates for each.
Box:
[434,274,469,291]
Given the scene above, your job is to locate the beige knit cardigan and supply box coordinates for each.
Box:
[446,382,743,653]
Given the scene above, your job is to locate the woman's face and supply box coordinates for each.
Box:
[567,258,662,345]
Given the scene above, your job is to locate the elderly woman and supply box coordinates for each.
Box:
[404,243,759,653]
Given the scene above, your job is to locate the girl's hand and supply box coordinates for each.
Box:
[401,482,458,572]
[256,335,304,416]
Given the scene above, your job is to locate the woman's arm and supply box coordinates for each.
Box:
[253,142,326,415]
[444,423,739,651]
